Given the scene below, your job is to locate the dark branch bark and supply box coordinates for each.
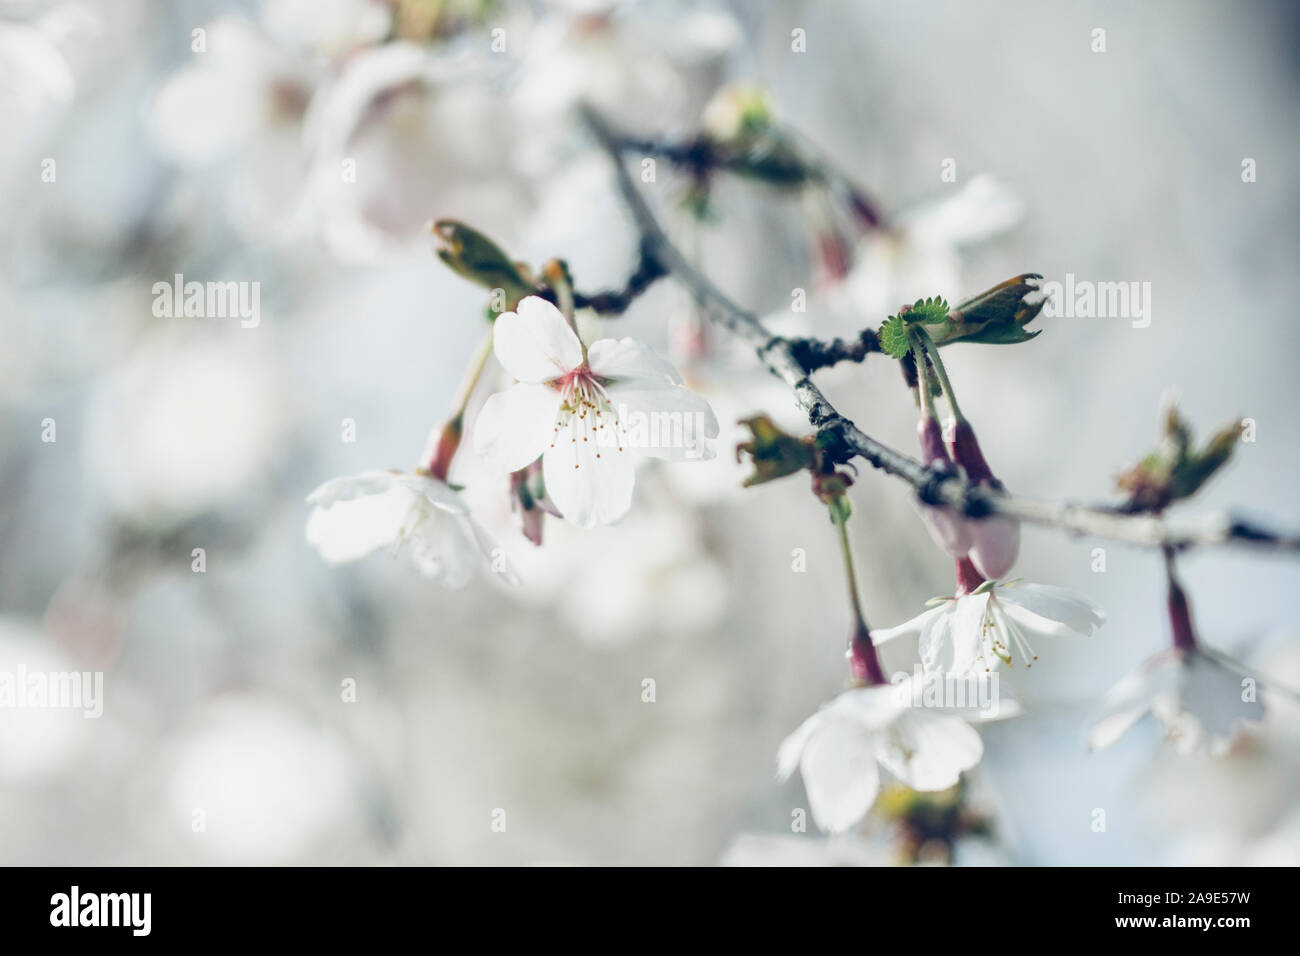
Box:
[581,104,1300,556]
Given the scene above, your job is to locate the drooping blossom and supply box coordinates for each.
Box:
[777,675,1005,834]
[874,561,1106,677]
[305,469,510,588]
[1088,565,1263,754]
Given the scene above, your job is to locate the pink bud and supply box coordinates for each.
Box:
[920,506,973,557]
[917,415,972,557]
[968,517,1020,580]
[943,418,994,484]
[943,417,1020,577]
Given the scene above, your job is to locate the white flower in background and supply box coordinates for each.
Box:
[0,618,95,783]
[509,0,740,174]
[1087,647,1265,755]
[297,42,511,261]
[827,175,1024,332]
[778,678,999,834]
[148,16,317,239]
[85,336,286,522]
[154,695,354,864]
[473,296,718,528]
[260,0,391,58]
[874,581,1106,677]
[0,14,75,115]
[305,470,512,587]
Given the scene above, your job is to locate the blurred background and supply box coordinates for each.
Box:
[2,0,1299,865]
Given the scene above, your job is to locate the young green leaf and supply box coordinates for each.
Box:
[879,314,912,359]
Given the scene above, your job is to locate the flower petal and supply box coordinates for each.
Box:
[870,604,949,647]
[473,381,562,474]
[798,717,881,833]
[777,710,824,781]
[919,595,990,677]
[492,296,583,384]
[997,582,1106,636]
[876,711,984,791]
[1086,651,1181,750]
[542,423,636,527]
[1174,649,1265,754]
[408,516,476,587]
[587,336,683,384]
[826,684,910,731]
[305,484,414,564]
[606,380,719,461]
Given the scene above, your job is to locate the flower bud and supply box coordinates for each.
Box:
[944,418,1020,579]
[736,415,817,487]
[917,415,972,557]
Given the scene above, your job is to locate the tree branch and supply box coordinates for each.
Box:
[581,104,1300,556]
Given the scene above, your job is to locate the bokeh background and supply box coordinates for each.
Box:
[2,0,1299,865]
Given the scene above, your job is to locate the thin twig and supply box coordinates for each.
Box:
[581,104,1300,555]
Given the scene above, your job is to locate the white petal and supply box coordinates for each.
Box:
[457,513,520,586]
[1176,649,1265,753]
[587,336,683,384]
[875,711,983,791]
[777,711,824,781]
[919,595,990,677]
[997,583,1106,636]
[542,424,636,527]
[799,718,881,833]
[392,472,470,515]
[871,604,947,647]
[606,380,719,461]
[825,684,910,731]
[473,382,562,474]
[305,483,416,563]
[492,296,583,384]
[306,470,400,508]
[408,516,475,587]
[1086,651,1180,750]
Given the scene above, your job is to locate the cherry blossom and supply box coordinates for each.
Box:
[305,470,510,587]
[473,296,718,528]
[1087,647,1265,755]
[874,579,1106,678]
[778,677,1005,834]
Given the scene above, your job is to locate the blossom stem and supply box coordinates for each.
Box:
[451,332,494,421]
[1163,546,1199,651]
[916,325,964,422]
[829,503,888,685]
[910,335,937,421]
[426,332,494,480]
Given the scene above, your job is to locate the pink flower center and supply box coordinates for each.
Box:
[549,366,627,468]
